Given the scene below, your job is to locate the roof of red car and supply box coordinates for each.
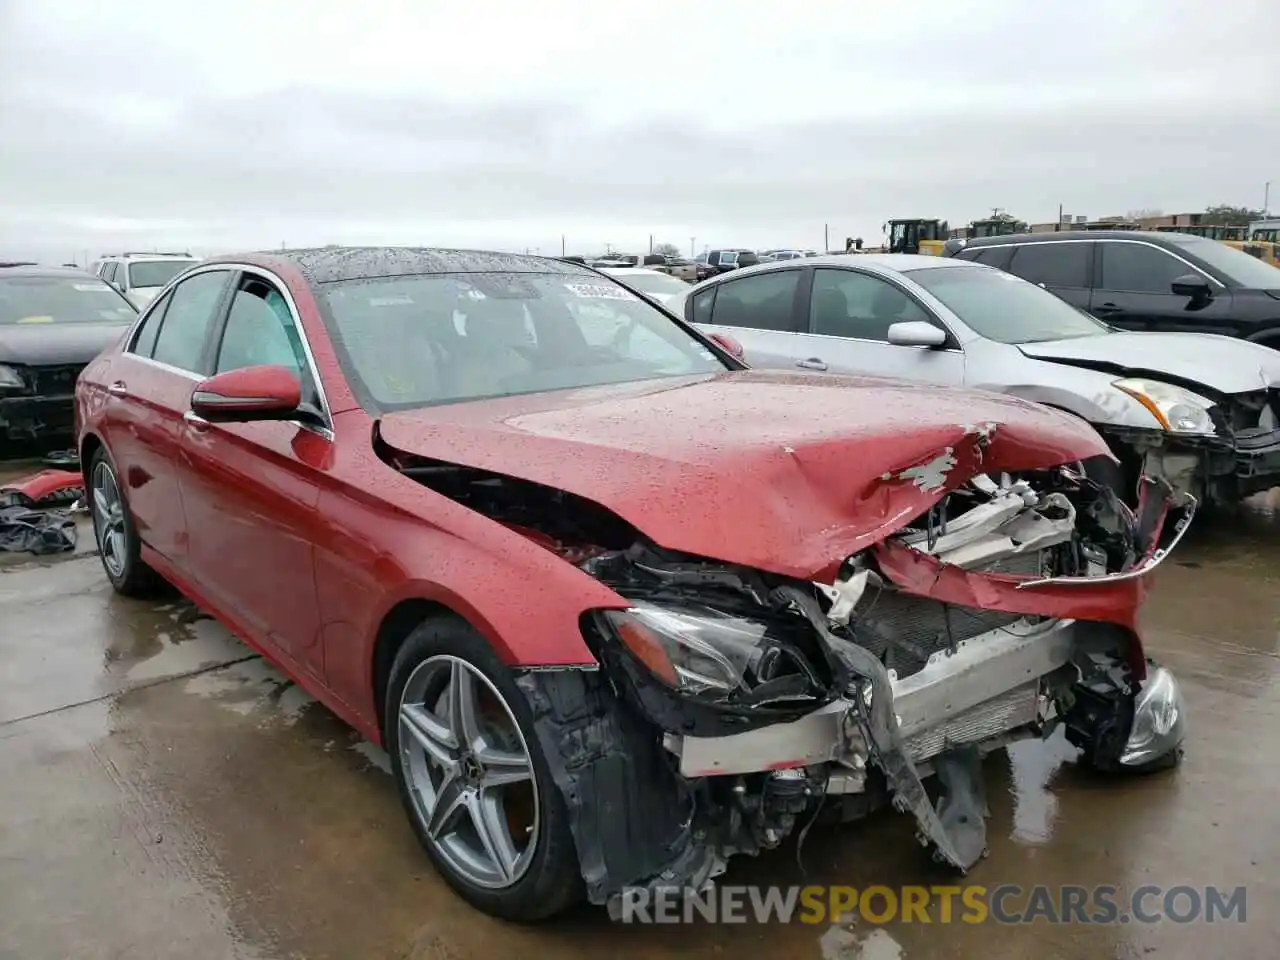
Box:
[228,246,596,285]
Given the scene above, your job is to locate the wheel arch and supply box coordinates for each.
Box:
[80,431,104,488]
[1244,326,1280,347]
[370,599,468,739]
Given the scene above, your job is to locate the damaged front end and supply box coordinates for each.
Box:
[386,427,1191,910]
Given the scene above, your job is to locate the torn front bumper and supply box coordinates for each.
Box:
[1104,422,1280,505]
[668,616,1072,780]
[0,393,77,440]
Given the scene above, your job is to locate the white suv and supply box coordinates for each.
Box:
[92,252,200,307]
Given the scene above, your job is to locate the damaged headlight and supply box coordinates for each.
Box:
[601,602,824,703]
[0,364,26,391]
[1114,378,1216,436]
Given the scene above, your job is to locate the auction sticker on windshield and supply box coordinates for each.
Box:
[563,282,638,300]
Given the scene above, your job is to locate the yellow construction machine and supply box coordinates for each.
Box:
[885,218,949,255]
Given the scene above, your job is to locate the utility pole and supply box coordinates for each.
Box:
[561,235,566,256]
[823,223,829,252]
[1265,181,1271,216]
[649,234,654,253]
[690,236,696,256]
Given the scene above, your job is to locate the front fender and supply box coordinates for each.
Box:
[988,376,1166,431]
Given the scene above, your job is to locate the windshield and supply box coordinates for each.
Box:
[611,271,690,297]
[320,271,728,411]
[1166,237,1280,288]
[904,264,1110,343]
[0,276,138,325]
[127,260,194,288]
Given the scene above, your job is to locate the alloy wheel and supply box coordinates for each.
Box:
[91,460,127,578]
[398,655,540,889]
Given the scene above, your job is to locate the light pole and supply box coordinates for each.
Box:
[690,236,696,256]
[1265,181,1271,216]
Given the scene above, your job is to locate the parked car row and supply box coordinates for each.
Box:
[88,251,201,308]
[665,240,1280,510]
[71,245,1188,924]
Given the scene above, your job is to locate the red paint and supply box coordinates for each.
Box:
[0,469,83,505]
[379,372,1110,581]
[872,539,1152,679]
[190,364,302,419]
[707,332,745,360]
[75,250,1136,748]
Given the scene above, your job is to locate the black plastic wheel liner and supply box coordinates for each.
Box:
[516,669,719,904]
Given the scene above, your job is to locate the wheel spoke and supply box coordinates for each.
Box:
[400,701,459,767]
[92,487,112,524]
[479,745,532,788]
[469,789,520,882]
[425,773,468,840]
[107,529,126,565]
[447,660,484,752]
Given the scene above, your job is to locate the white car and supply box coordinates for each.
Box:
[93,252,200,308]
[599,267,696,305]
[666,254,1280,508]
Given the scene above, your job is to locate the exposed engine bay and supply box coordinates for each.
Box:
[382,436,1191,907]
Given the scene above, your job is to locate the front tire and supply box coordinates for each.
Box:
[384,617,582,921]
[88,446,158,596]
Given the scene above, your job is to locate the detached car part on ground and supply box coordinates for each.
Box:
[75,248,1189,925]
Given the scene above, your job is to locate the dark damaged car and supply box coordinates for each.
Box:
[74,248,1190,921]
[0,265,138,443]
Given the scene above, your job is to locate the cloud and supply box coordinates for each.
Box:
[1,0,1277,261]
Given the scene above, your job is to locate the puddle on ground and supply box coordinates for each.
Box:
[351,739,392,775]
[1005,727,1079,846]
[183,657,313,726]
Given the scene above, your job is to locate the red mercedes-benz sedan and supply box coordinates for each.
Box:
[75,247,1188,921]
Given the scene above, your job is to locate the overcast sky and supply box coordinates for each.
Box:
[1,0,1276,264]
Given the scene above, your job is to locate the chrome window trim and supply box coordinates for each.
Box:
[123,261,335,440]
[967,238,1225,289]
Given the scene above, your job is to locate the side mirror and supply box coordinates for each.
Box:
[887,321,947,348]
[190,364,302,423]
[708,332,745,361]
[1171,274,1211,299]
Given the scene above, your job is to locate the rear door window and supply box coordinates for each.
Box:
[149,270,233,373]
[707,271,802,332]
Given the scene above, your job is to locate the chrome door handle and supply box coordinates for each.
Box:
[183,410,210,431]
[796,358,828,371]
[107,381,128,397]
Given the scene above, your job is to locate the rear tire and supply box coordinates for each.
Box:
[88,446,159,596]
[384,616,582,921]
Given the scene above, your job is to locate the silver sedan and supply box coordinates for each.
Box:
[665,254,1280,507]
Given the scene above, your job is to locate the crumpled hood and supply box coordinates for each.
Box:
[0,322,131,366]
[379,371,1111,579]
[1018,331,1280,395]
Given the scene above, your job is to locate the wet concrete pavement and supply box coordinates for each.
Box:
[2,461,1277,959]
